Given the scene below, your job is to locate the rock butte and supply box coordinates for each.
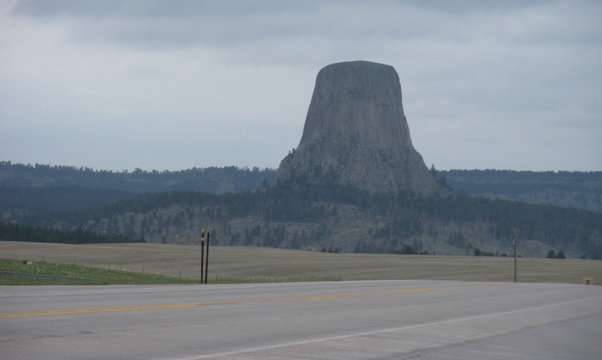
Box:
[278,60,441,195]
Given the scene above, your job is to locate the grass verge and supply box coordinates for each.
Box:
[0,258,201,285]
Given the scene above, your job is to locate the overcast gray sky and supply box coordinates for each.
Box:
[1,0,600,171]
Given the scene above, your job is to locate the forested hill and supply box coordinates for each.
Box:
[0,162,276,193]
[3,183,601,258]
[440,170,602,212]
[2,162,602,258]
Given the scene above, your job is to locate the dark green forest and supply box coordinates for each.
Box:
[0,161,275,193]
[439,169,602,212]
[2,162,600,212]
[0,222,145,244]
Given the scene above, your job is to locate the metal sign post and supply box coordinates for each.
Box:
[204,231,210,284]
[513,228,518,283]
[200,229,205,284]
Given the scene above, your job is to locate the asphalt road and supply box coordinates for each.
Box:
[1,280,601,360]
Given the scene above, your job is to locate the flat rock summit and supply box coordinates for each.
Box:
[278,60,441,195]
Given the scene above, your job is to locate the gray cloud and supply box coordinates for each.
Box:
[10,1,565,49]
[1,0,601,171]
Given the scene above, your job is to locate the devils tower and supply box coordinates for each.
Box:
[277,60,440,195]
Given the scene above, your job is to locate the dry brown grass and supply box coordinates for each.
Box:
[1,241,601,284]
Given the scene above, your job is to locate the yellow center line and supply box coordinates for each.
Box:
[0,285,472,319]
[0,303,200,318]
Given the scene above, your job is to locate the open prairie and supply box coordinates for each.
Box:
[1,241,601,284]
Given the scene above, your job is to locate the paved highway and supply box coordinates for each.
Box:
[1,280,601,359]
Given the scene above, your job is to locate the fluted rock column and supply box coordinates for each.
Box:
[278,60,440,195]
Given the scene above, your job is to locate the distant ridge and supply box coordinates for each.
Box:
[0,161,275,193]
[2,161,600,212]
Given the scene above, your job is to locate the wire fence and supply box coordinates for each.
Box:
[0,271,100,283]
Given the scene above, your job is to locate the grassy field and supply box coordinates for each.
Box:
[0,258,201,285]
[1,241,601,285]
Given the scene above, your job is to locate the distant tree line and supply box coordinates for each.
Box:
[0,161,276,193]
[0,222,145,244]
[440,169,602,212]
[3,161,601,211]
[0,186,136,227]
